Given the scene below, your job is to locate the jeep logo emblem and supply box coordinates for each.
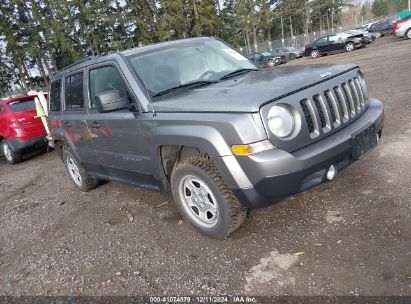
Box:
[321,72,333,78]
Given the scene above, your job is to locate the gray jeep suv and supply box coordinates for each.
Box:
[47,37,384,238]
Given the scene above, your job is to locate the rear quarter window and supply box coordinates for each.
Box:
[49,79,62,112]
[9,99,36,112]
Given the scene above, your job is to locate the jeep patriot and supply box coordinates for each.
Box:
[47,37,384,238]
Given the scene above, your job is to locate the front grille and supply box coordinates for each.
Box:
[300,77,367,139]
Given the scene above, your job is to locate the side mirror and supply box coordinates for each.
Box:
[95,90,128,113]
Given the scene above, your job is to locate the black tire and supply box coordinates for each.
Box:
[406,29,411,39]
[62,149,100,192]
[289,53,297,60]
[1,140,21,165]
[171,154,248,238]
[345,42,355,52]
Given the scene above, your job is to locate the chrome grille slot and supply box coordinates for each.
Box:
[349,79,361,112]
[354,78,365,108]
[333,86,349,122]
[300,98,320,138]
[342,83,356,117]
[312,95,327,129]
[324,90,341,127]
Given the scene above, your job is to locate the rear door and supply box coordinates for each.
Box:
[85,63,159,190]
[62,71,97,170]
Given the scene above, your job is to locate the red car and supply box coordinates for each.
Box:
[0,95,48,164]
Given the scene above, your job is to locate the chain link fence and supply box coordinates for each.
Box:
[237,16,389,55]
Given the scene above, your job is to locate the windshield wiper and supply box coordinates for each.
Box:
[153,80,219,97]
[219,68,259,80]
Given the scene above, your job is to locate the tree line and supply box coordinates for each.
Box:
[0,0,375,95]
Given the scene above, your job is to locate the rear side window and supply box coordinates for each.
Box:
[9,99,35,112]
[64,72,84,110]
[49,79,62,112]
[89,66,128,108]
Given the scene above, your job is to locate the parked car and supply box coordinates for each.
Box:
[345,30,376,43]
[247,52,283,67]
[271,47,304,60]
[393,15,411,39]
[48,37,384,238]
[355,22,378,31]
[368,19,395,36]
[338,31,371,45]
[0,95,48,164]
[304,34,365,59]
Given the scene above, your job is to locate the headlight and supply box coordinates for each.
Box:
[358,71,369,100]
[267,105,295,138]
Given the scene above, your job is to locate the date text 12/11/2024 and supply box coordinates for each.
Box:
[149,296,258,303]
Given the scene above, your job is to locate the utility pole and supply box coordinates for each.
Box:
[281,14,285,46]
[409,0,410,11]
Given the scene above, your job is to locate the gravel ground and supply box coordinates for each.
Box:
[0,36,410,297]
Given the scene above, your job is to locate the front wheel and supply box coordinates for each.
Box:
[345,42,355,52]
[1,140,21,165]
[171,155,248,238]
[289,53,297,60]
[406,29,411,39]
[266,59,276,67]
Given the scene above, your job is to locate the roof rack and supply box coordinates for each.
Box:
[59,56,96,73]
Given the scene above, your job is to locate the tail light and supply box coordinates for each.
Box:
[393,19,405,32]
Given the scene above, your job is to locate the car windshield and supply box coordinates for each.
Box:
[126,39,257,98]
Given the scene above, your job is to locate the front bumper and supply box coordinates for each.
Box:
[229,98,384,208]
[8,136,48,152]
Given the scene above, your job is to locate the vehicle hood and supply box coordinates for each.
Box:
[149,64,358,113]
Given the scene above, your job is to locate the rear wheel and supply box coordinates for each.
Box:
[63,149,100,192]
[310,50,320,59]
[289,53,297,60]
[171,155,248,238]
[406,29,411,39]
[345,42,355,52]
[1,140,21,165]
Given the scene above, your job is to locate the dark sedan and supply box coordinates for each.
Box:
[247,52,282,67]
[304,34,366,59]
[272,47,304,60]
[368,19,395,36]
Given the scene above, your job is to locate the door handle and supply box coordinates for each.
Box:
[89,121,101,129]
[63,121,71,127]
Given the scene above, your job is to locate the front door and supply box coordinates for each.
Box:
[316,37,329,54]
[86,64,160,190]
[327,35,345,52]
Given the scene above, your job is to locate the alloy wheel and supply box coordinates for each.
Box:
[346,43,354,52]
[179,175,219,228]
[67,156,82,186]
[3,143,12,162]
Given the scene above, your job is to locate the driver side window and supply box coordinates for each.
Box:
[89,66,129,108]
[328,36,339,43]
